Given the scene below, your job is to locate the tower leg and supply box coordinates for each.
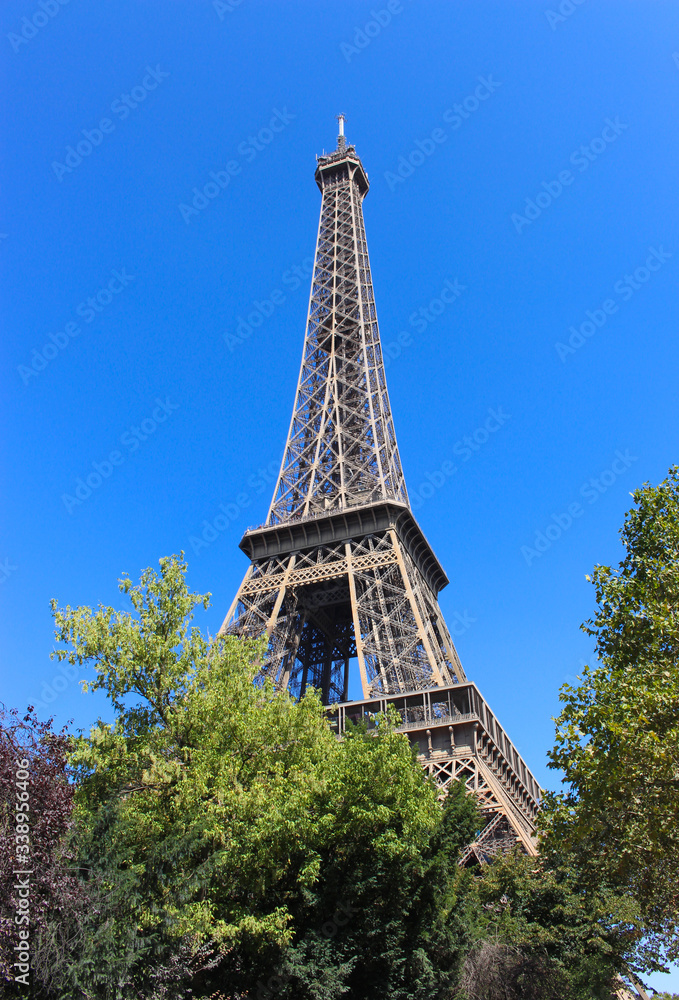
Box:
[346,541,370,699]
[389,529,444,686]
[219,565,253,633]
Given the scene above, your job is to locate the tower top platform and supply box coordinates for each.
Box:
[315,120,369,195]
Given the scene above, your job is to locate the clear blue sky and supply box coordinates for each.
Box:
[2,1,679,985]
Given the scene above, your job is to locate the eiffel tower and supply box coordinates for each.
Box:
[220,116,539,861]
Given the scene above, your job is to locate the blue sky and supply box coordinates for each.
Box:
[2,1,679,986]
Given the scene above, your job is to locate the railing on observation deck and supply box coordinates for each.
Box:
[326,682,541,805]
[243,493,409,535]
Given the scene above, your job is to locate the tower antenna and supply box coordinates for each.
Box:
[336,112,347,150]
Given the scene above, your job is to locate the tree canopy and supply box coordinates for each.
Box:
[542,466,679,968]
[3,537,675,997]
[46,555,479,998]
[0,706,85,989]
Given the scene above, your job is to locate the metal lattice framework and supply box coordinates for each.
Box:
[268,138,406,525]
[222,521,466,702]
[220,120,539,857]
[221,126,465,702]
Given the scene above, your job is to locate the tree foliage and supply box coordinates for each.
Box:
[461,850,645,999]
[5,539,670,997]
[542,467,679,966]
[0,706,88,995]
[49,554,478,998]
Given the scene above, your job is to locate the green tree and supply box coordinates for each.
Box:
[541,467,679,968]
[459,850,645,999]
[276,770,480,1000]
[50,554,478,999]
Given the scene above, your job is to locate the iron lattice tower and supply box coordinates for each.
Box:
[221,119,539,860]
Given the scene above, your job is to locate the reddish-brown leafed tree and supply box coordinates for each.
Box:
[0,705,86,992]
